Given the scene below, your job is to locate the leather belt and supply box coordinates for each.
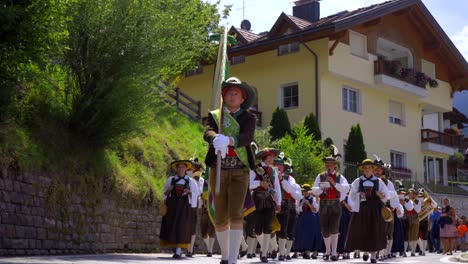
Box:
[220,156,245,169]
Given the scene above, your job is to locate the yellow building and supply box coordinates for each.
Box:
[177,0,468,185]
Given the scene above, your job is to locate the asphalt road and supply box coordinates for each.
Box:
[0,252,463,264]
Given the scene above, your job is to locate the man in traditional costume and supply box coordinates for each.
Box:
[346,159,389,264]
[274,154,302,261]
[204,77,257,264]
[160,160,199,259]
[250,148,282,263]
[407,188,422,256]
[417,188,436,256]
[312,145,349,261]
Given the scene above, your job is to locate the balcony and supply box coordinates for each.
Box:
[374,59,437,98]
[421,129,460,155]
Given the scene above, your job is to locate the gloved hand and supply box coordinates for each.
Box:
[213,134,230,150]
[215,145,228,159]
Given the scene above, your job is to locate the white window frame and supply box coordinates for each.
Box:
[342,86,361,114]
[390,150,406,168]
[349,30,368,59]
[278,42,300,56]
[231,55,246,65]
[280,83,299,109]
[389,100,405,126]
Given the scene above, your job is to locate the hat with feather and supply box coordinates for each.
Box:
[322,144,341,163]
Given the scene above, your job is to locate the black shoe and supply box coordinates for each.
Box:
[279,255,285,261]
[173,254,182,259]
[207,252,212,257]
[220,260,228,264]
[402,252,407,257]
[311,254,317,259]
[239,250,247,258]
[323,254,330,260]
[186,252,193,258]
[292,252,298,258]
[260,256,268,263]
[286,255,292,260]
[371,259,377,263]
[270,250,277,259]
[354,252,360,258]
[363,254,369,261]
[411,252,415,257]
[331,255,338,261]
[303,253,311,259]
[247,253,252,259]
[252,253,256,258]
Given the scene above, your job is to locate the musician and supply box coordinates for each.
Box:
[373,155,395,260]
[292,184,322,259]
[312,146,349,261]
[250,148,282,263]
[204,77,257,264]
[406,188,422,256]
[346,159,389,264]
[160,160,198,258]
[274,155,302,261]
[417,188,436,256]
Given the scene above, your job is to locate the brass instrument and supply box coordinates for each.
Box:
[418,194,436,222]
[381,207,393,222]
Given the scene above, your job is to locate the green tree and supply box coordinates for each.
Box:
[276,124,324,184]
[269,107,291,141]
[344,124,367,163]
[303,113,321,140]
[64,0,220,147]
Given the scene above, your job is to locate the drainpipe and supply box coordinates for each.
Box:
[299,38,320,124]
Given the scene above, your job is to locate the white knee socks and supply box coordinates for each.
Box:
[279,238,287,256]
[324,236,331,255]
[189,235,196,253]
[262,233,270,257]
[331,234,339,256]
[228,229,243,264]
[216,230,230,260]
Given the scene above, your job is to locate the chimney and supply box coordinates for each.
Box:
[293,0,320,23]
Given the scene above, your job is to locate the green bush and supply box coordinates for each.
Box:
[276,124,324,184]
[269,107,291,141]
[303,113,321,140]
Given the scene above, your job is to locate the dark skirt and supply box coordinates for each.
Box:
[419,219,429,240]
[159,195,192,248]
[337,206,352,253]
[345,198,387,252]
[292,211,323,252]
[391,211,405,253]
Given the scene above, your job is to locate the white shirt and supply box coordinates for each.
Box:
[163,175,198,208]
[413,197,423,213]
[349,175,389,213]
[313,171,350,202]
[382,178,396,203]
[296,195,319,213]
[281,175,303,201]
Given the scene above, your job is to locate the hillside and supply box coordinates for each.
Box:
[0,105,208,201]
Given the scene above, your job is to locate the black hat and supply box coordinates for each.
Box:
[322,144,341,163]
[222,77,257,110]
[255,148,280,160]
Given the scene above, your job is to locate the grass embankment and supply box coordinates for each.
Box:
[0,105,207,201]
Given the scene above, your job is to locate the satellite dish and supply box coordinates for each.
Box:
[240,19,251,31]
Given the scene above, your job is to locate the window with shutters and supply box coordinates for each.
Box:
[390,150,406,168]
[389,100,405,126]
[349,30,368,59]
[421,59,435,79]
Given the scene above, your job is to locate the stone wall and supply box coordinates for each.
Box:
[0,166,163,256]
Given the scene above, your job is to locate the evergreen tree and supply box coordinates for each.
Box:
[323,137,334,149]
[303,112,321,140]
[344,124,367,163]
[269,107,291,141]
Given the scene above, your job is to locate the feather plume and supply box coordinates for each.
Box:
[251,142,259,154]
[279,152,285,159]
[331,145,342,158]
[373,154,381,162]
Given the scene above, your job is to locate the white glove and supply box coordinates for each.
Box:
[311,187,322,196]
[213,134,230,150]
[215,146,228,159]
[249,170,256,178]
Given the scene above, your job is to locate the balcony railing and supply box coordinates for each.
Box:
[421,129,463,148]
[374,59,438,89]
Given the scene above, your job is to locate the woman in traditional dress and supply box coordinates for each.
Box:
[440,198,457,255]
[346,159,389,263]
[292,184,322,259]
[159,160,198,259]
